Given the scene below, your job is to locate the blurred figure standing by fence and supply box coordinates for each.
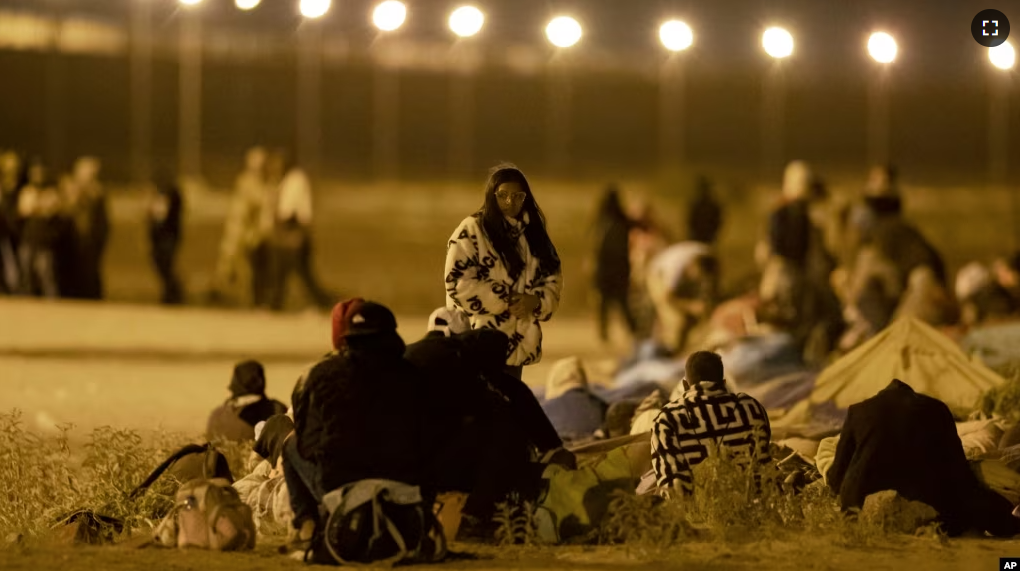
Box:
[211,147,272,307]
[591,184,638,343]
[0,151,22,293]
[265,152,332,312]
[61,156,109,300]
[17,160,64,298]
[687,176,722,246]
[148,169,184,305]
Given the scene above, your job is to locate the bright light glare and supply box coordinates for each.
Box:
[299,0,330,18]
[546,16,582,48]
[235,0,260,9]
[990,41,1016,70]
[178,0,203,5]
[762,27,793,59]
[449,6,484,38]
[659,20,693,52]
[868,32,897,64]
[373,1,407,32]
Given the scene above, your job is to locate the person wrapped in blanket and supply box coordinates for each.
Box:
[233,413,296,534]
[650,351,772,496]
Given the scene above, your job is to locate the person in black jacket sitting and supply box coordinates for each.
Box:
[206,360,287,442]
[282,298,432,553]
[828,379,1020,537]
[404,308,572,524]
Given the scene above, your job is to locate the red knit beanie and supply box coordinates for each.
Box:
[331,298,365,350]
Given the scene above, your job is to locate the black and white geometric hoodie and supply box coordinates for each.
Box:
[444,212,563,367]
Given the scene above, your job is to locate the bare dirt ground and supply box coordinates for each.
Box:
[0,298,616,436]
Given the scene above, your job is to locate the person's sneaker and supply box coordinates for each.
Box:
[278,519,316,557]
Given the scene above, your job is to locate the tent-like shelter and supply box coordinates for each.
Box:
[774,317,1006,428]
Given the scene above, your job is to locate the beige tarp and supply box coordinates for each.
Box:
[812,317,1005,414]
[774,317,1005,428]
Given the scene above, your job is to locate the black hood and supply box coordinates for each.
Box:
[455,329,509,372]
[230,360,266,397]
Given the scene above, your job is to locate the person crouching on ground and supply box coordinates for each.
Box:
[650,351,772,496]
[282,298,432,554]
[827,379,1020,537]
[405,308,573,530]
[207,360,288,442]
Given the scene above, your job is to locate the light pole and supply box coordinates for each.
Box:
[988,41,1016,246]
[545,16,582,178]
[658,20,693,172]
[177,0,204,184]
[296,7,327,179]
[130,0,153,186]
[447,6,484,183]
[760,27,793,178]
[44,0,66,174]
[866,31,897,168]
[371,1,406,183]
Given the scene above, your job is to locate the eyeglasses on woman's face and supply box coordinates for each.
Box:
[495,190,526,204]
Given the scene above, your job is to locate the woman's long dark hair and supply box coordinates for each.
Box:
[474,164,560,281]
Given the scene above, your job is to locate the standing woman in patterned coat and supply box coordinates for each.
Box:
[444,164,563,380]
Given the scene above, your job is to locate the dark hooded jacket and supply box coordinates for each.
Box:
[206,361,287,442]
[292,332,432,492]
[828,380,1019,537]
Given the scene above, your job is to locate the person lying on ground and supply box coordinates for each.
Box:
[283,299,433,554]
[650,350,772,496]
[541,357,608,445]
[207,360,288,442]
[405,307,574,527]
[827,379,1020,537]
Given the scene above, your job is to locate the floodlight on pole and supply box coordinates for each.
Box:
[546,16,582,48]
[762,27,793,59]
[373,1,407,32]
[990,41,1016,70]
[868,32,897,64]
[235,0,260,10]
[299,0,330,19]
[449,6,484,38]
[659,20,693,52]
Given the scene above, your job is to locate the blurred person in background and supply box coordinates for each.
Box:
[265,151,332,312]
[628,197,671,339]
[211,147,271,307]
[444,164,563,380]
[955,262,1015,328]
[61,156,109,300]
[207,360,288,443]
[992,253,1020,307]
[591,184,638,343]
[759,162,841,360]
[687,175,722,246]
[0,151,23,293]
[16,159,64,298]
[147,168,184,305]
[645,241,719,355]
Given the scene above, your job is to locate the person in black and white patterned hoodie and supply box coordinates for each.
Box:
[444,164,563,380]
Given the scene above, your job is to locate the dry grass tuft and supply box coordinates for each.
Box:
[0,410,256,544]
